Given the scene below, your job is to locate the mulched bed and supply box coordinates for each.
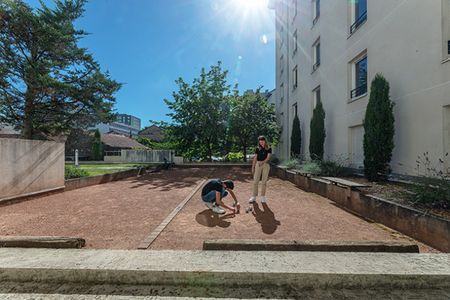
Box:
[347,177,450,220]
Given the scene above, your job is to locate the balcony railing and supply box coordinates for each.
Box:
[350,84,367,99]
[313,60,320,71]
[350,11,367,34]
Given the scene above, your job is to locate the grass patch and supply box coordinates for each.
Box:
[65,163,149,177]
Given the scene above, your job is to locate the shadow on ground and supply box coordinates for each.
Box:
[252,202,281,234]
[195,209,237,228]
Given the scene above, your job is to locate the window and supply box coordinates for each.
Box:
[443,0,450,60]
[292,0,297,19]
[313,38,321,71]
[313,0,320,25]
[292,66,298,89]
[350,0,367,34]
[350,55,367,99]
[280,83,284,103]
[280,55,284,76]
[293,103,298,117]
[293,30,298,55]
[313,86,321,110]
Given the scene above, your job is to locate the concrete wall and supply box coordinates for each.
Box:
[104,150,175,163]
[271,0,450,175]
[0,138,65,200]
[271,165,450,252]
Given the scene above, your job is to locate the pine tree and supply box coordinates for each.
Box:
[309,101,326,160]
[363,73,395,181]
[291,114,301,158]
[92,129,103,161]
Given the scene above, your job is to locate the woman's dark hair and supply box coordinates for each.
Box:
[223,180,234,190]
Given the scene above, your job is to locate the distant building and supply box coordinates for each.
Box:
[138,125,165,142]
[0,125,21,138]
[101,133,148,152]
[95,114,141,137]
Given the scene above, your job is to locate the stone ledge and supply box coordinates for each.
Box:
[0,249,448,290]
[203,239,419,253]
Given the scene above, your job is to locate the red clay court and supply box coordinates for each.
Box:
[0,167,437,252]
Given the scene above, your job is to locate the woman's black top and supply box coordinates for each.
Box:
[255,147,272,161]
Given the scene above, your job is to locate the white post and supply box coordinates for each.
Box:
[75,149,79,167]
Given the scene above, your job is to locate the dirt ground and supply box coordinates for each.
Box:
[0,167,438,252]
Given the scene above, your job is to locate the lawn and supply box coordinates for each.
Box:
[65,163,149,177]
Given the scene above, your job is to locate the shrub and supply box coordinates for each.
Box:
[225,152,244,162]
[319,158,352,177]
[309,101,326,160]
[411,152,450,209]
[363,73,395,181]
[92,129,103,161]
[65,166,89,179]
[301,161,321,175]
[270,155,280,165]
[282,158,302,170]
[291,114,301,158]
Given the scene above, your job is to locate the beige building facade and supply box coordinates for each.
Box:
[269,0,450,175]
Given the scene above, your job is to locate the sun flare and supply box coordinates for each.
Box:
[230,0,268,13]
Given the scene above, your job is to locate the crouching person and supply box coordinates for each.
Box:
[201,179,240,214]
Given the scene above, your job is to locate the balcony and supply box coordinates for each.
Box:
[313,60,320,72]
[350,84,367,99]
[350,11,367,34]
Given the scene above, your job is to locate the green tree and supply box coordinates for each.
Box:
[309,101,326,160]
[290,114,301,158]
[0,0,120,139]
[363,73,395,181]
[228,89,280,161]
[164,62,231,161]
[91,129,103,161]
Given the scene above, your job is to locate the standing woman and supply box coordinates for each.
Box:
[249,136,272,203]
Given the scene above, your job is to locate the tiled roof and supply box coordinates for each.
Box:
[101,133,148,149]
[138,125,164,142]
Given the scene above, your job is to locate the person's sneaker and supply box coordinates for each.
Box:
[211,204,225,214]
[204,202,215,210]
[261,196,267,203]
[249,196,256,203]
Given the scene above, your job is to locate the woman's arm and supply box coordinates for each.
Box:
[252,155,257,173]
[263,153,272,164]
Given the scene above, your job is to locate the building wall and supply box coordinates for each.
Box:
[271,0,450,175]
[0,138,65,200]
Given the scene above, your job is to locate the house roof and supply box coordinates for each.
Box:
[101,133,148,149]
[138,125,164,142]
[0,125,21,138]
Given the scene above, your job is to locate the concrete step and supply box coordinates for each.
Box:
[203,239,420,252]
[0,249,449,298]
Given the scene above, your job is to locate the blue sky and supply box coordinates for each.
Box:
[26,0,276,127]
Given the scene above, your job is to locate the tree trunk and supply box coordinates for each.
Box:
[243,146,247,162]
[23,88,35,139]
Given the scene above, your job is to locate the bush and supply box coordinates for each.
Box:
[309,101,326,160]
[92,129,103,161]
[411,152,450,209]
[282,158,302,169]
[291,115,301,158]
[301,161,321,175]
[270,155,280,165]
[363,73,395,181]
[319,159,352,177]
[225,152,244,162]
[65,166,89,179]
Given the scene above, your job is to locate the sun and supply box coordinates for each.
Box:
[230,0,268,13]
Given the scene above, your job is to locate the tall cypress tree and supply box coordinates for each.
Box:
[92,129,103,161]
[291,114,301,158]
[363,73,395,181]
[309,101,326,160]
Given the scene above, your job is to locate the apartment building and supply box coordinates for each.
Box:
[95,114,141,137]
[269,0,450,175]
